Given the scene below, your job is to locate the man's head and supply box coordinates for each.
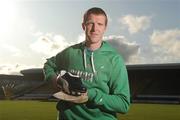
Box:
[83,7,108,26]
[82,7,108,49]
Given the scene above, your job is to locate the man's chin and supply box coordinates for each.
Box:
[89,38,102,43]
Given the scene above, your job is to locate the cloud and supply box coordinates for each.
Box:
[0,64,38,75]
[30,33,74,57]
[78,34,141,64]
[119,15,151,34]
[30,32,139,65]
[32,31,43,36]
[107,14,112,23]
[0,33,140,74]
[77,34,141,64]
[103,35,140,64]
[77,33,85,43]
[150,29,180,60]
[150,29,180,57]
[1,44,23,57]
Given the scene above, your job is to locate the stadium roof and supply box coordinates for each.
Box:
[127,63,180,70]
[20,68,43,75]
[19,63,180,75]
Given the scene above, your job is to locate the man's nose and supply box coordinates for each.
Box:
[91,24,97,32]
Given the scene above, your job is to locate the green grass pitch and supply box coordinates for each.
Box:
[0,100,180,120]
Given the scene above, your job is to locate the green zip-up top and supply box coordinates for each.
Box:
[43,41,130,120]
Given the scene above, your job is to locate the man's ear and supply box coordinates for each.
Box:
[82,23,85,31]
[105,25,107,31]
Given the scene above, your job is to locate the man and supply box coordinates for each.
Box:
[43,7,130,120]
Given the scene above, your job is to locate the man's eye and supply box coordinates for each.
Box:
[98,23,103,26]
[86,22,93,25]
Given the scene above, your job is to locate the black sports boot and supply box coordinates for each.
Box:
[57,72,87,96]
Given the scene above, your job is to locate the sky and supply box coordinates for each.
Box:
[0,0,180,74]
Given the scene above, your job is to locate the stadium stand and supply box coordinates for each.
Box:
[0,63,180,103]
[16,81,54,100]
[127,63,180,104]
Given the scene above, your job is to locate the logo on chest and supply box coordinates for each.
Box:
[70,69,94,82]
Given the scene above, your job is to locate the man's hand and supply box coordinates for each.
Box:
[53,71,88,103]
[53,91,88,103]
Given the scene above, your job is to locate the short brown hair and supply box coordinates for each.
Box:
[83,7,108,26]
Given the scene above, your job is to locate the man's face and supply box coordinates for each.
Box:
[82,14,107,44]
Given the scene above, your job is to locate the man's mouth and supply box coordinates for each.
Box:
[91,33,98,37]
